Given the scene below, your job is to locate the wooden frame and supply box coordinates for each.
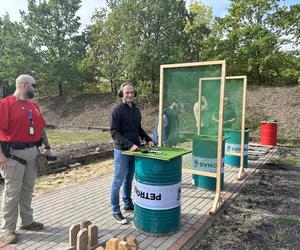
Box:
[195,76,248,180]
[159,60,226,215]
[225,76,248,180]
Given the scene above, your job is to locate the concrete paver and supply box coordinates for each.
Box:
[0,143,275,249]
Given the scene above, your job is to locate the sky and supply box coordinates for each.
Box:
[0,0,298,30]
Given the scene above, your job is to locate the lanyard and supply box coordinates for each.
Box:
[13,96,33,125]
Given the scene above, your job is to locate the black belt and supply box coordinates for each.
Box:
[8,142,38,150]
[7,153,27,165]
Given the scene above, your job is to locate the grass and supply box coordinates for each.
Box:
[277,145,300,167]
[276,216,298,226]
[46,129,111,146]
[269,229,286,242]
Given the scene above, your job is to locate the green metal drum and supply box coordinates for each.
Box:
[192,135,225,191]
[224,129,249,168]
[134,157,182,235]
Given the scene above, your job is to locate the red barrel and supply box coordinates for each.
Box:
[260,121,277,146]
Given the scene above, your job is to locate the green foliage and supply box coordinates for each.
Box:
[85,0,191,94]
[84,7,126,94]
[122,0,189,92]
[1,0,299,98]
[276,216,298,226]
[0,15,40,95]
[185,0,213,61]
[204,0,300,85]
[21,0,87,96]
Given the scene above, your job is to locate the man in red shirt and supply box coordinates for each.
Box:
[0,74,52,244]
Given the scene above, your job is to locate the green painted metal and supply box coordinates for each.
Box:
[134,156,182,235]
[192,135,225,191]
[123,147,191,161]
[224,129,249,168]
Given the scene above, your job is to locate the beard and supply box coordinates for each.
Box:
[26,90,34,99]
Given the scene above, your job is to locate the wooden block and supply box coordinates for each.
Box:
[69,224,80,246]
[106,238,119,250]
[116,235,126,241]
[118,241,130,250]
[95,247,104,250]
[77,228,88,250]
[88,225,98,247]
[126,236,137,247]
[81,220,92,229]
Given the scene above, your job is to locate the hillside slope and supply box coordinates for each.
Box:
[37,86,300,140]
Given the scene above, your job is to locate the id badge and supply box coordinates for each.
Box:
[29,126,35,136]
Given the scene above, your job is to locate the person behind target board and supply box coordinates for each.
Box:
[109,82,155,224]
[0,74,53,244]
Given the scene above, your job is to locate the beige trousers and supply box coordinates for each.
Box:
[0,146,39,233]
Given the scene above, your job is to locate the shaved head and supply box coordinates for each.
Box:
[16,74,36,86]
[14,74,37,99]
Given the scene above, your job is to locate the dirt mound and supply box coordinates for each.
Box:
[36,85,300,140]
[247,85,300,140]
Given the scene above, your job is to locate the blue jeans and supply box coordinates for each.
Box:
[111,149,135,214]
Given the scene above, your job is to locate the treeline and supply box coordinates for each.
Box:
[0,0,299,96]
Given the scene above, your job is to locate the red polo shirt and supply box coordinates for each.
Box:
[0,96,46,143]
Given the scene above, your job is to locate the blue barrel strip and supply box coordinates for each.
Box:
[224,129,249,168]
[192,135,225,191]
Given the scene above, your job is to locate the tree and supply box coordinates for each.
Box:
[116,0,189,93]
[0,15,39,95]
[84,8,126,94]
[21,0,86,96]
[272,4,300,46]
[185,0,213,61]
[205,0,299,85]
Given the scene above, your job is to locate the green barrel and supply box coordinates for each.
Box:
[192,135,225,191]
[134,156,182,235]
[224,129,249,168]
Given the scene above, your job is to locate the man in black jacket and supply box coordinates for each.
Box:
[110,82,154,224]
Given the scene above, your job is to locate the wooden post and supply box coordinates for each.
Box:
[116,235,126,242]
[81,221,92,229]
[158,65,164,146]
[77,228,88,250]
[238,76,248,180]
[118,241,130,250]
[88,225,98,248]
[106,238,119,250]
[126,236,138,250]
[210,62,226,215]
[69,224,80,247]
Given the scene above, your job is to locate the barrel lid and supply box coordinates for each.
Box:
[224,128,251,132]
[192,135,229,141]
[261,120,278,124]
